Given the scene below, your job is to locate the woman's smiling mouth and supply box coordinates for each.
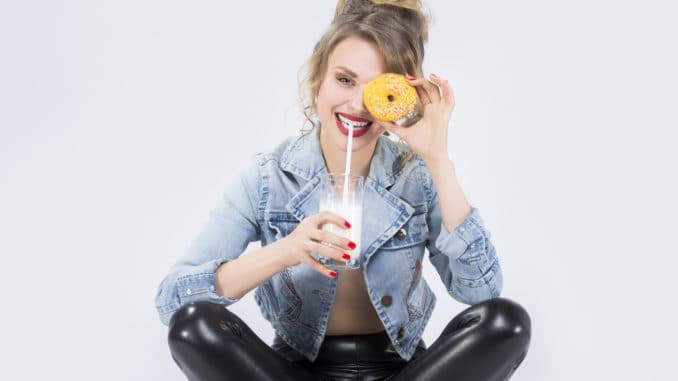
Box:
[335,112,373,138]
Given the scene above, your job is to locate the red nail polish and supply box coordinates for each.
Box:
[406,73,415,80]
[348,241,356,250]
[330,271,337,278]
[342,253,351,260]
[344,220,352,229]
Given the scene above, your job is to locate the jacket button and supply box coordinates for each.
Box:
[397,327,406,340]
[395,228,407,240]
[381,295,393,307]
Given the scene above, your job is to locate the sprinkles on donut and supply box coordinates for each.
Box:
[363,73,418,122]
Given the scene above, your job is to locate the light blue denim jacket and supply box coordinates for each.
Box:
[155,125,502,361]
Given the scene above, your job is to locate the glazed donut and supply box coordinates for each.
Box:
[363,73,417,122]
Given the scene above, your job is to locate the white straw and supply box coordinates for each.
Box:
[343,122,353,208]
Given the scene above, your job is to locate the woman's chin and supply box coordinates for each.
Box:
[337,136,373,152]
[321,124,379,153]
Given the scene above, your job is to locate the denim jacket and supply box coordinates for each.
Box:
[155,125,502,361]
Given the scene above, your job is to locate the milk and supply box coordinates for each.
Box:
[319,201,362,265]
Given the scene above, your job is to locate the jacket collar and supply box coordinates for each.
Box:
[280,125,415,265]
[279,124,402,188]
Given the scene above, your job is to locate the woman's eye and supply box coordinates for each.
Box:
[337,76,352,85]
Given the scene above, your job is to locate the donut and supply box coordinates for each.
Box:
[363,73,417,122]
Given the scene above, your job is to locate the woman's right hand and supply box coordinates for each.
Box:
[276,211,356,278]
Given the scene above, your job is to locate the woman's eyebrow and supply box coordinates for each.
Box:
[332,66,358,78]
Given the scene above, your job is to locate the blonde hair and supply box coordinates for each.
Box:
[298,0,431,169]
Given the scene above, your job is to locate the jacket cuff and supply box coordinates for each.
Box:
[175,259,243,305]
[433,205,486,259]
[156,259,243,325]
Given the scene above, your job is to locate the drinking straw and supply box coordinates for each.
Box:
[343,122,353,208]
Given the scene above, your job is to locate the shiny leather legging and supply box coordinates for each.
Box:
[167,297,531,381]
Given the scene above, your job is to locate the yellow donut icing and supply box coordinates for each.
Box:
[363,73,417,122]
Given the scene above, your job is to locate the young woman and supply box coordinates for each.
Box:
[155,1,531,380]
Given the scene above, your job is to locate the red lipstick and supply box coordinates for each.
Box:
[335,113,372,138]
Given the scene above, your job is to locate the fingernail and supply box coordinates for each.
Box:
[431,73,438,79]
[406,73,416,80]
[344,220,352,229]
[342,253,351,260]
[348,241,356,250]
[329,271,337,278]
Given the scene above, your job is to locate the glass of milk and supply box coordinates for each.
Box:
[316,172,364,270]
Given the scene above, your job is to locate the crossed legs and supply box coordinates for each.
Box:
[167,297,531,381]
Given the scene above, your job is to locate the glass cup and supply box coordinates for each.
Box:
[315,172,363,270]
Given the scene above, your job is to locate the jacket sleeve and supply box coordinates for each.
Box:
[425,187,503,305]
[154,158,262,325]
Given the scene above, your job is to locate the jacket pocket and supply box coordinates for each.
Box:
[266,212,300,240]
[380,213,429,250]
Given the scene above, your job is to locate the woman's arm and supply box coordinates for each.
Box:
[422,157,472,232]
[214,241,287,300]
[156,158,354,324]
[154,158,262,325]
[423,154,503,304]
[216,207,353,298]
[217,209,354,300]
[379,73,502,304]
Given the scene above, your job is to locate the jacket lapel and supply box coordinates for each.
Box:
[360,178,414,266]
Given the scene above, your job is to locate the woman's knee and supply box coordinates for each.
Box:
[445,297,531,349]
[475,297,532,348]
[167,301,239,355]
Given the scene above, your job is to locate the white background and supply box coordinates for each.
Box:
[1,1,676,380]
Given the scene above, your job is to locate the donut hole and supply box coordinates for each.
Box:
[387,94,395,102]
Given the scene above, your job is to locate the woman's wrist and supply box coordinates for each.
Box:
[271,238,294,270]
[214,242,291,300]
[214,261,235,299]
[422,153,453,172]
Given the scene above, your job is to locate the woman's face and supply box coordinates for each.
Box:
[316,36,386,154]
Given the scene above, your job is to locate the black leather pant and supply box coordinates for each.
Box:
[167,297,531,381]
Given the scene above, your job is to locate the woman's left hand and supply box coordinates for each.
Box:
[377,73,455,163]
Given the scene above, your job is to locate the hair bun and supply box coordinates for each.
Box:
[335,0,371,15]
[335,0,429,42]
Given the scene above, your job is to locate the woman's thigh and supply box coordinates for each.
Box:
[392,297,532,381]
[167,301,316,381]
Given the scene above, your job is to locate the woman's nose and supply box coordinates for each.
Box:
[349,88,367,115]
